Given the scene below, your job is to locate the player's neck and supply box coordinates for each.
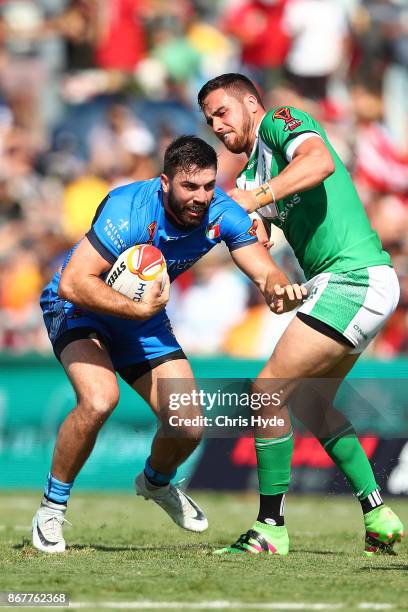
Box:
[165,206,185,229]
[245,111,266,158]
[163,194,181,227]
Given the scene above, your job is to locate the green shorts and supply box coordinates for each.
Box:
[298,265,400,353]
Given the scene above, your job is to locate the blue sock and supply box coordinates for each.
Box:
[44,472,74,505]
[144,457,176,487]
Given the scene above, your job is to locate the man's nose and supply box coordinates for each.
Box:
[194,187,208,203]
[212,117,224,133]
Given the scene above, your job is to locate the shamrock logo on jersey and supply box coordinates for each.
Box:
[273,107,302,132]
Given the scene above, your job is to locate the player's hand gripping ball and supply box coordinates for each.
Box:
[106,244,167,302]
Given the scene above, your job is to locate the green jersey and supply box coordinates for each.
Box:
[236,106,391,280]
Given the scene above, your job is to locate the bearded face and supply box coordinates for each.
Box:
[161,167,216,228]
[202,89,255,155]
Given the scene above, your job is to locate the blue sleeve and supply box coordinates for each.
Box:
[220,203,258,251]
[86,193,138,264]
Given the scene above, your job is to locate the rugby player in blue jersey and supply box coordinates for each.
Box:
[32,136,305,553]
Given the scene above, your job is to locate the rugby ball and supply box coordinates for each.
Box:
[106,244,167,302]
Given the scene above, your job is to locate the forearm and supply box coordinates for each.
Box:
[231,243,291,295]
[58,274,147,320]
[261,266,290,296]
[256,154,333,208]
[249,260,290,296]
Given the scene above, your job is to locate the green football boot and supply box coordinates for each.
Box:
[364,506,404,556]
[214,521,289,555]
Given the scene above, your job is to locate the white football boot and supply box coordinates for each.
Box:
[32,497,70,553]
[135,472,208,532]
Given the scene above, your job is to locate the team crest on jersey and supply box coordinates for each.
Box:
[248,220,257,237]
[273,107,302,132]
[147,221,157,244]
[206,219,221,240]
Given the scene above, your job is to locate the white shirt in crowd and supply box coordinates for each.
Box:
[283,0,348,77]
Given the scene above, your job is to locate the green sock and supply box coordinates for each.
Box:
[255,430,294,495]
[320,426,378,499]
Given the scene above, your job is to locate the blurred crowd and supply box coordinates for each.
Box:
[0,0,407,358]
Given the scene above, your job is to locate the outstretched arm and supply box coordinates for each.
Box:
[230,242,306,314]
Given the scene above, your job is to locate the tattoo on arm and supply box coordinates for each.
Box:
[254,182,275,207]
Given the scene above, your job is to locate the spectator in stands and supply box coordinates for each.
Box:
[93,0,147,72]
[351,82,408,201]
[282,0,350,101]
[0,0,407,357]
[222,0,291,87]
[49,0,97,72]
[170,249,250,355]
[88,103,156,182]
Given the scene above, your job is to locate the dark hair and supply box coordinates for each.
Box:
[163,135,217,178]
[197,73,264,109]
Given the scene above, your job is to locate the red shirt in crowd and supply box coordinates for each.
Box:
[95,0,146,71]
[222,0,290,68]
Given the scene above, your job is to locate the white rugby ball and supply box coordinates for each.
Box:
[106,244,167,302]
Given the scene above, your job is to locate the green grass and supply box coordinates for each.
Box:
[0,492,407,610]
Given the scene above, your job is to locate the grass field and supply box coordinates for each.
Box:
[0,491,407,611]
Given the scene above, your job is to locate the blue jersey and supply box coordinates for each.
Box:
[41,177,257,370]
[86,177,256,280]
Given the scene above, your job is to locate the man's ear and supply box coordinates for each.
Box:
[245,93,259,114]
[160,173,170,193]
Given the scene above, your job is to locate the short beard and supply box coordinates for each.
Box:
[167,189,204,228]
[223,108,252,154]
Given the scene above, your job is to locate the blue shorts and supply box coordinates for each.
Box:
[40,288,184,384]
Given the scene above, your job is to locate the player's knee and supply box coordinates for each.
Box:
[177,422,204,445]
[250,381,284,413]
[78,387,120,420]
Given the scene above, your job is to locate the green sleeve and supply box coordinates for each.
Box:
[259,107,324,159]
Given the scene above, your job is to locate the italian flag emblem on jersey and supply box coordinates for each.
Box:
[206,219,221,240]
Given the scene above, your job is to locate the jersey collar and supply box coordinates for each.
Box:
[248,113,266,159]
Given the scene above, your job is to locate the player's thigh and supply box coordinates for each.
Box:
[259,315,351,381]
[132,357,199,419]
[277,266,399,406]
[60,338,120,412]
[299,266,399,355]
[251,316,349,415]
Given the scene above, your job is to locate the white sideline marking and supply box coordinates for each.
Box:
[0,497,33,509]
[65,602,394,610]
[359,606,394,610]
[69,604,341,610]
[0,524,30,531]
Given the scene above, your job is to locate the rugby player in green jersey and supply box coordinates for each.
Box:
[198,73,404,556]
